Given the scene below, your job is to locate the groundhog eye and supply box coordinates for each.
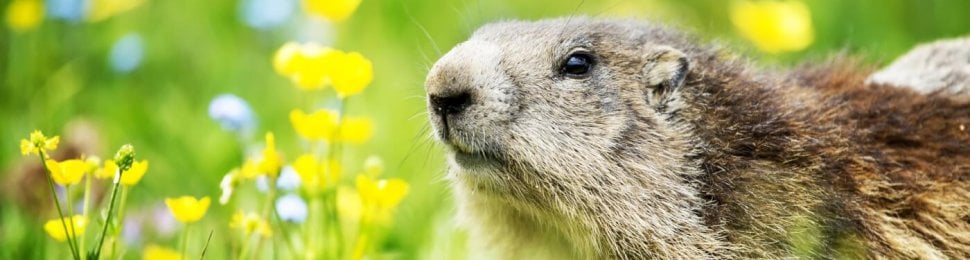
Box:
[561,53,594,77]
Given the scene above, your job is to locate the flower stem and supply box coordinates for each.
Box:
[80,175,92,259]
[271,207,298,258]
[180,223,192,259]
[110,187,130,258]
[324,97,348,259]
[251,175,278,259]
[65,185,81,258]
[39,152,80,260]
[237,231,250,260]
[93,166,125,259]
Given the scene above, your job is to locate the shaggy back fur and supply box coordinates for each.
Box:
[424,17,970,259]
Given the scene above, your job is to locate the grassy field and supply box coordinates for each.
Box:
[1,0,968,259]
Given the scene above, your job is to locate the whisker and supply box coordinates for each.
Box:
[593,0,628,17]
[402,2,442,56]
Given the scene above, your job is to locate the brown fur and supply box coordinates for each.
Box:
[425,17,970,259]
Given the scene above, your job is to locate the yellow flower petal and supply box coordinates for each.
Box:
[230,211,272,237]
[303,0,361,22]
[273,42,302,76]
[259,132,281,176]
[97,160,119,179]
[43,215,86,242]
[290,109,339,140]
[21,130,59,156]
[19,139,31,155]
[339,116,374,144]
[44,136,60,151]
[356,175,408,223]
[294,154,343,194]
[5,0,44,32]
[165,196,211,223]
[730,0,814,53]
[356,175,409,210]
[239,158,261,179]
[293,154,320,191]
[143,244,182,260]
[330,52,373,98]
[120,160,148,186]
[47,159,85,186]
[285,43,338,90]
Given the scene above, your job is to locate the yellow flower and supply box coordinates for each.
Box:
[339,116,374,144]
[143,244,182,260]
[87,0,145,22]
[293,154,342,193]
[289,109,339,140]
[356,175,408,223]
[274,42,338,90]
[165,196,211,223]
[43,215,86,242]
[239,133,282,179]
[20,130,59,156]
[273,42,303,76]
[303,0,361,22]
[120,160,148,186]
[5,0,43,32]
[96,160,119,179]
[730,0,814,54]
[330,51,373,98]
[45,159,87,186]
[229,211,272,237]
[260,132,281,176]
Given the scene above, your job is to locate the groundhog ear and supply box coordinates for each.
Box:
[641,46,689,100]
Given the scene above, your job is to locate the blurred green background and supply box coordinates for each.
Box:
[1,0,968,259]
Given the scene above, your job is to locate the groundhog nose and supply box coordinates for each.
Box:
[429,91,472,116]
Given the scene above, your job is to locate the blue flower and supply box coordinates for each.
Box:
[275,194,308,223]
[240,0,295,30]
[277,166,301,191]
[46,0,87,22]
[255,166,300,192]
[208,94,256,136]
[109,33,144,73]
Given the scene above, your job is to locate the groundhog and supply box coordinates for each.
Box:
[424,17,970,259]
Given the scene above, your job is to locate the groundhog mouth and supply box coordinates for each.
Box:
[452,149,505,169]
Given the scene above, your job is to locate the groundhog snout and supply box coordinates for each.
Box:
[429,91,472,118]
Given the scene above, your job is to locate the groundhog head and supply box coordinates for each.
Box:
[425,17,720,258]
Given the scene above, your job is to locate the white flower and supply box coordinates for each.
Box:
[276,194,308,223]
